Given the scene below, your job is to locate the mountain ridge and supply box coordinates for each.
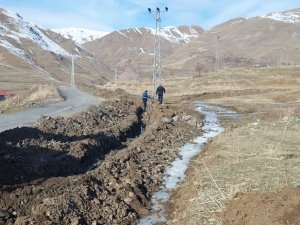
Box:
[1,6,300,89]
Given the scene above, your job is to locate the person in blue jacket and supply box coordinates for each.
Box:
[142,90,149,111]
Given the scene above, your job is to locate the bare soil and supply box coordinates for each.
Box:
[1,67,300,225]
[220,187,300,225]
[0,90,203,225]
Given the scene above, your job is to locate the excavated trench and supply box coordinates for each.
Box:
[0,94,204,225]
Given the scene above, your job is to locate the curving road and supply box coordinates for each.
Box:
[0,86,99,132]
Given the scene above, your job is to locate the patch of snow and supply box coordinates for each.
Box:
[0,39,33,64]
[1,9,70,56]
[261,12,300,24]
[230,19,244,25]
[6,34,21,43]
[134,28,142,35]
[146,26,200,44]
[140,48,145,54]
[117,31,128,38]
[52,28,109,44]
[0,8,22,20]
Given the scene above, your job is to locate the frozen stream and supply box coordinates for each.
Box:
[138,102,240,225]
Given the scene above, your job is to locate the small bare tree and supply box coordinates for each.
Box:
[195,62,204,77]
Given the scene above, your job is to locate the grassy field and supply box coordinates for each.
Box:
[0,64,62,113]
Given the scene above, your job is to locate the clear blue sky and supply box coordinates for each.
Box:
[0,0,299,31]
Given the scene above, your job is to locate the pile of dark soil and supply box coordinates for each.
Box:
[0,93,203,225]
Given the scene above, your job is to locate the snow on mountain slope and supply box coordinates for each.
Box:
[52,28,109,44]
[261,11,300,24]
[147,26,202,43]
[0,8,69,62]
[114,26,203,44]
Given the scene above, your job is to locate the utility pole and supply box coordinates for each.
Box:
[215,35,221,71]
[148,6,168,97]
[114,68,117,82]
[71,55,75,87]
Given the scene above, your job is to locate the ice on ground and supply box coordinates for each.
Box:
[138,103,238,225]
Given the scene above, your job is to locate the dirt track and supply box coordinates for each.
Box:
[0,90,203,225]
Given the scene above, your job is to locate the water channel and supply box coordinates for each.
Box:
[138,102,240,225]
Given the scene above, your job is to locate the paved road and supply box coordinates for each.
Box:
[0,86,99,132]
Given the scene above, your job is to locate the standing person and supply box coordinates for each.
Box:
[142,90,149,111]
[156,84,166,104]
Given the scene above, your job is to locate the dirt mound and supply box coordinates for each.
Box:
[220,187,300,225]
[0,93,203,225]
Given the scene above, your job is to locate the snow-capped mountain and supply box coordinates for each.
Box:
[0,8,113,84]
[261,9,300,24]
[116,26,203,44]
[52,28,109,44]
[164,8,300,72]
[0,8,70,63]
[83,25,204,80]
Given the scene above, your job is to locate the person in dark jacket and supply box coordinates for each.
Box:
[142,90,149,111]
[156,84,166,104]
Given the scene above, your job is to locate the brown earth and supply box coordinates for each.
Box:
[0,90,203,225]
[220,187,300,225]
[1,67,300,225]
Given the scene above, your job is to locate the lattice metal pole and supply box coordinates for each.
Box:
[71,55,75,87]
[215,35,221,71]
[114,68,117,82]
[148,7,168,97]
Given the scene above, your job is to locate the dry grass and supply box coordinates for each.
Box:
[166,111,300,225]
[160,67,300,225]
[0,85,62,114]
[86,66,300,225]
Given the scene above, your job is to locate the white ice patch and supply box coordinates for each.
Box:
[261,12,300,24]
[138,103,239,225]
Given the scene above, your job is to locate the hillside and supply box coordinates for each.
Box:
[83,26,204,80]
[1,5,300,225]
[51,28,109,44]
[0,8,113,94]
[164,8,300,73]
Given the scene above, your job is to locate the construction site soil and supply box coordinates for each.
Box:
[1,87,300,225]
[0,90,203,225]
